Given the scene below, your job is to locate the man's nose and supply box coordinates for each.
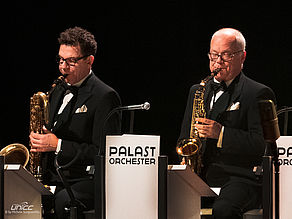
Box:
[215,55,224,63]
[59,60,69,67]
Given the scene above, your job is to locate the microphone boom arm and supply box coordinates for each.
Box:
[97,102,150,156]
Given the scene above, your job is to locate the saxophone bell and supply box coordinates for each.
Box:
[176,138,201,156]
[0,143,29,167]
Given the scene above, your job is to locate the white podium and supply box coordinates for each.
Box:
[3,165,52,219]
[105,134,160,219]
[167,165,217,219]
[94,135,217,219]
[276,136,292,219]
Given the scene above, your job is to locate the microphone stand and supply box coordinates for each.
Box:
[98,102,150,156]
[259,100,280,219]
[264,141,280,219]
[54,102,149,218]
[54,151,85,219]
[98,107,121,156]
[129,111,135,133]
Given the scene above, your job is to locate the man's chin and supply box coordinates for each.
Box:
[214,73,224,82]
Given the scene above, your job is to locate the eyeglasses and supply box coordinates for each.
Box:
[57,55,89,66]
[208,50,243,62]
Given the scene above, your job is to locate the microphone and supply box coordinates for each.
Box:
[98,101,150,156]
[258,100,280,219]
[118,102,150,111]
[258,99,280,143]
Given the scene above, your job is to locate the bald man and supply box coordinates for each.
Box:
[178,28,276,218]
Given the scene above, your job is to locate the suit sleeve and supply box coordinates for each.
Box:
[58,90,121,166]
[221,86,276,164]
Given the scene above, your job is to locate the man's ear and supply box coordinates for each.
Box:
[242,51,246,63]
[87,55,95,65]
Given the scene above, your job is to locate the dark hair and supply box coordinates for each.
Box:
[58,26,97,56]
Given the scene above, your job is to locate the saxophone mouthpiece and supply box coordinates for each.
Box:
[212,68,221,75]
[51,74,68,89]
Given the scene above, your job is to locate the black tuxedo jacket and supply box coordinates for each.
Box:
[43,73,121,183]
[179,72,276,187]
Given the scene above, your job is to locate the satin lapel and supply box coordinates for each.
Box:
[48,86,66,130]
[52,99,72,132]
[209,91,230,120]
[71,88,92,115]
[71,73,93,115]
[51,73,95,132]
[52,79,93,132]
[228,73,245,108]
[211,73,245,121]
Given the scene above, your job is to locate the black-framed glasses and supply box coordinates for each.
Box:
[208,50,243,62]
[56,55,90,66]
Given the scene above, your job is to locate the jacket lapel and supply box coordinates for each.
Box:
[209,72,245,121]
[48,86,66,130]
[209,91,230,120]
[52,98,72,132]
[71,88,92,115]
[51,74,93,132]
[228,73,245,108]
[72,73,93,114]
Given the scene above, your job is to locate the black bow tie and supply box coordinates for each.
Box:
[210,80,227,93]
[65,85,78,95]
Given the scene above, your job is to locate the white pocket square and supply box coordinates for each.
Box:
[227,102,240,111]
[75,104,88,113]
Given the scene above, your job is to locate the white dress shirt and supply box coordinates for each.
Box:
[210,78,233,148]
[55,71,92,154]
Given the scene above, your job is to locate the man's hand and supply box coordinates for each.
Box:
[29,126,59,152]
[195,118,222,139]
[180,157,186,165]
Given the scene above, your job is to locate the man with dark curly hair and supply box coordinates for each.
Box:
[30,26,121,218]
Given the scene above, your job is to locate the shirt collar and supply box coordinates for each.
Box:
[69,70,92,87]
[213,77,234,87]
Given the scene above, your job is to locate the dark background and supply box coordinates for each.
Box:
[2,1,292,163]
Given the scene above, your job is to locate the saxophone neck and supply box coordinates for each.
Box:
[52,74,68,88]
[200,75,213,86]
[200,68,221,86]
[47,74,68,96]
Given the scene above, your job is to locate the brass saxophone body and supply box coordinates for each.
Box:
[176,69,220,174]
[29,92,49,181]
[0,75,66,181]
[29,75,67,181]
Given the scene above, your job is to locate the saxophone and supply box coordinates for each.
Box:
[29,92,49,181]
[29,75,67,181]
[176,69,220,174]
